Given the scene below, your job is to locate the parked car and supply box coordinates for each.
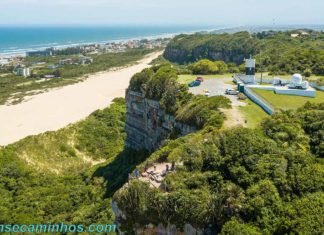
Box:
[188,80,201,87]
[196,77,204,82]
[225,88,239,95]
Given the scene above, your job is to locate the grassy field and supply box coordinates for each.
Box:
[251,89,324,110]
[239,99,269,128]
[178,73,233,84]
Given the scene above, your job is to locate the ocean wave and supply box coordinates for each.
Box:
[0,27,222,56]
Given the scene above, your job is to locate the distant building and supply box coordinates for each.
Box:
[291,31,310,38]
[27,48,55,57]
[79,56,93,65]
[47,64,58,69]
[59,58,73,65]
[14,67,31,77]
[0,58,10,66]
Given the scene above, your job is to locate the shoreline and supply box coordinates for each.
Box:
[0,27,219,57]
[0,51,163,146]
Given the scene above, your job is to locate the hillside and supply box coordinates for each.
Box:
[114,67,324,234]
[0,64,323,234]
[164,30,324,76]
[0,98,128,224]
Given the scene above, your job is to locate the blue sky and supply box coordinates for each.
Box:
[0,0,323,26]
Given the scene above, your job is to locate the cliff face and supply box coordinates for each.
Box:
[125,90,196,152]
[163,32,256,64]
[164,46,247,64]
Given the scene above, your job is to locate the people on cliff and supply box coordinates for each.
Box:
[171,161,175,171]
[134,169,140,178]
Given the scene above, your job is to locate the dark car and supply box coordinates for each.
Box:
[188,80,201,87]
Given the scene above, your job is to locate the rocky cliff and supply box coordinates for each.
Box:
[125,90,196,152]
[163,32,256,64]
[164,46,248,64]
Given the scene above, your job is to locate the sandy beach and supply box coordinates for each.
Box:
[0,51,162,146]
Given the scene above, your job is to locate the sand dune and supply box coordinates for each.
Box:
[0,51,162,146]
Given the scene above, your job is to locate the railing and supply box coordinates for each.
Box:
[233,73,245,83]
[244,87,275,115]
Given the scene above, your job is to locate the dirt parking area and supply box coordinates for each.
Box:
[188,77,247,128]
[188,77,246,106]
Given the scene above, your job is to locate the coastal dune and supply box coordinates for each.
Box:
[0,51,162,146]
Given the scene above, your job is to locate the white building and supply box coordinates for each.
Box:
[288,74,309,89]
[242,56,256,84]
[79,56,93,65]
[14,67,30,77]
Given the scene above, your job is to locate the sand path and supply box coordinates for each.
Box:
[0,51,162,146]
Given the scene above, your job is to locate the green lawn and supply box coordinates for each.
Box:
[251,89,324,110]
[178,74,233,84]
[239,99,269,128]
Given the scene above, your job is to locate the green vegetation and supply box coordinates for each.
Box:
[164,30,324,77]
[6,98,126,174]
[115,102,324,234]
[1,60,323,234]
[0,98,130,226]
[178,74,233,84]
[251,89,324,110]
[0,49,155,105]
[129,64,231,126]
[176,95,231,129]
[164,32,258,64]
[188,59,228,75]
[239,99,269,128]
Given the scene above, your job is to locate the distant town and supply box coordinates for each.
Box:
[0,38,169,79]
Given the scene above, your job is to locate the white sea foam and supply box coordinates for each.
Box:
[0,27,223,57]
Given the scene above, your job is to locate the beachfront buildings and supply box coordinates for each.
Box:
[79,56,93,65]
[59,58,74,65]
[27,48,55,57]
[14,66,31,77]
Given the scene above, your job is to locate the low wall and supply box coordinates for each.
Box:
[309,82,324,91]
[247,85,275,91]
[275,87,316,97]
[244,87,275,115]
[255,77,290,84]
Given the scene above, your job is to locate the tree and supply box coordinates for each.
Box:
[214,61,228,74]
[191,59,218,74]
[303,68,312,77]
[279,192,324,235]
[243,180,283,233]
[114,180,154,231]
[221,219,261,235]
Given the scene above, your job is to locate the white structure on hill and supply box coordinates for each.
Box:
[242,56,256,84]
[288,74,309,89]
[248,73,316,97]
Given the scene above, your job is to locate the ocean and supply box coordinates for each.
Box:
[0,26,217,56]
